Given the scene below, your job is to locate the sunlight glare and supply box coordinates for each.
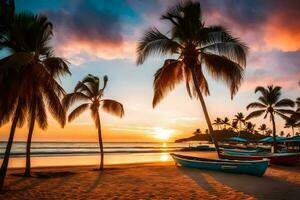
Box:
[153,128,174,140]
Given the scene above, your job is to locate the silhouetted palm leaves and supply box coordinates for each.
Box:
[63,74,124,170]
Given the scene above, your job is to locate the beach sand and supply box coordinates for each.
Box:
[0,152,299,200]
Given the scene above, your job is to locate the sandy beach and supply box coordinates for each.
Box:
[0,152,299,200]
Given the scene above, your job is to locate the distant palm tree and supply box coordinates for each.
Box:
[231,120,238,132]
[233,112,246,137]
[296,97,300,113]
[258,124,268,135]
[136,1,247,155]
[221,117,230,130]
[245,122,255,133]
[63,75,124,170]
[285,116,297,136]
[280,131,284,137]
[246,86,294,152]
[213,118,222,130]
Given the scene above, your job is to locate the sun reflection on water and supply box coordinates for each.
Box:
[160,153,169,161]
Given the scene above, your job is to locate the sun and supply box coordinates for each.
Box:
[153,128,174,140]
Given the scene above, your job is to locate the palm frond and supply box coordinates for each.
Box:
[202,53,244,98]
[81,74,99,95]
[35,94,48,129]
[152,59,184,107]
[246,102,267,110]
[63,92,90,110]
[101,99,124,118]
[274,99,295,108]
[274,111,289,120]
[245,110,265,120]
[200,26,248,66]
[43,57,71,78]
[74,81,93,96]
[68,103,90,122]
[275,109,296,115]
[137,28,180,65]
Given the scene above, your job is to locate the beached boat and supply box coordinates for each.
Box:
[222,149,261,156]
[170,153,269,177]
[220,152,300,166]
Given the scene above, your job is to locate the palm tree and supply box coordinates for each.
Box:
[221,117,230,130]
[63,74,124,170]
[136,1,247,155]
[245,122,255,133]
[246,85,295,152]
[233,112,246,137]
[213,118,222,130]
[296,97,300,112]
[231,120,238,132]
[0,11,70,187]
[285,116,297,137]
[258,124,268,135]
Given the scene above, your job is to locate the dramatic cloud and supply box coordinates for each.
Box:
[45,0,128,63]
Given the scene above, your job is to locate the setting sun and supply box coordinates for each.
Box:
[153,128,174,140]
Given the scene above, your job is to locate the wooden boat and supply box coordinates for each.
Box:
[170,153,269,177]
[222,149,263,156]
[220,152,300,166]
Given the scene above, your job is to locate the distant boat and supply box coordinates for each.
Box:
[170,153,269,177]
[220,152,300,166]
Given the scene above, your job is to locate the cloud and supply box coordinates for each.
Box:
[45,0,131,63]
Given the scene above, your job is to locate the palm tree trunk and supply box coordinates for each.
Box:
[24,101,36,177]
[270,112,277,153]
[190,67,220,156]
[0,101,21,190]
[238,122,241,137]
[292,127,294,137]
[96,111,104,170]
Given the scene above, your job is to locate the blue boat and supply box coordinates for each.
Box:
[170,153,269,177]
[222,149,265,156]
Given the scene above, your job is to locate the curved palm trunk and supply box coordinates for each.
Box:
[190,67,220,156]
[270,113,277,153]
[0,101,22,190]
[96,111,104,170]
[24,102,36,177]
[292,127,294,137]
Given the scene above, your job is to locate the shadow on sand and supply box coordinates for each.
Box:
[179,166,300,200]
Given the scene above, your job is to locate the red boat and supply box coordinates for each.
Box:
[220,152,300,166]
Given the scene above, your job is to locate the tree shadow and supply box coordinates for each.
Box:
[85,170,104,193]
[179,166,300,200]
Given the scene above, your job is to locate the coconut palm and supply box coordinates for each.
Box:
[285,116,298,137]
[231,120,238,132]
[296,97,300,112]
[246,85,295,152]
[233,112,246,137]
[0,11,70,188]
[136,1,247,155]
[245,122,255,133]
[221,117,230,130]
[258,124,268,135]
[63,74,124,170]
[213,118,222,130]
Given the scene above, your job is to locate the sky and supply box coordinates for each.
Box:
[1,0,300,142]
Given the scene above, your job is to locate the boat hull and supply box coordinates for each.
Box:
[220,152,300,166]
[170,153,269,177]
[223,149,259,156]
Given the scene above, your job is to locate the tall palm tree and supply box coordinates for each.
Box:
[136,1,247,155]
[0,11,70,188]
[246,85,295,152]
[231,120,238,132]
[212,118,222,130]
[258,124,268,135]
[233,112,246,137]
[285,116,297,137]
[221,117,230,130]
[63,74,124,170]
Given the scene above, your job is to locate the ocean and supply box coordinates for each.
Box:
[0,142,197,168]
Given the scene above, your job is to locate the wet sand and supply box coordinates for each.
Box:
[0,152,299,200]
